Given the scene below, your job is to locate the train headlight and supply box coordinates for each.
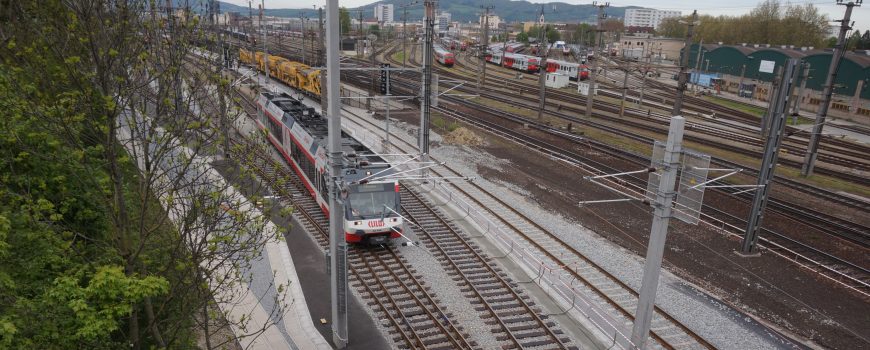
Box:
[391,218,398,222]
[354,221,361,226]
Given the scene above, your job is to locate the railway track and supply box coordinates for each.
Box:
[212,61,581,349]
[325,81,717,348]
[446,51,870,180]
[221,38,866,344]
[376,44,870,246]
[401,189,574,349]
[341,49,870,297]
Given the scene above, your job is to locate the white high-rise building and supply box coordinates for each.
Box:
[437,12,451,32]
[625,8,680,29]
[375,3,394,23]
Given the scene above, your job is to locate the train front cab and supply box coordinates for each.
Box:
[344,181,403,245]
[443,53,455,67]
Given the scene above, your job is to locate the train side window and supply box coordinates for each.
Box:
[320,173,329,199]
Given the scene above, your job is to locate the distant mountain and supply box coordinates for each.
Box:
[217,1,639,24]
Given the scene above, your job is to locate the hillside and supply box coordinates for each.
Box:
[217,0,638,24]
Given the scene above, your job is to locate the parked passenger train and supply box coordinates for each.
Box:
[543,59,590,81]
[485,51,540,73]
[254,92,404,244]
[434,44,455,67]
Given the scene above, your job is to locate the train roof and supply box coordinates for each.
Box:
[546,58,581,67]
[434,44,452,55]
[260,92,388,171]
[504,52,539,61]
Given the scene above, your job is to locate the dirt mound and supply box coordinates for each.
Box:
[442,127,485,146]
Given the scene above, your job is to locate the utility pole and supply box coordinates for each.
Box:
[397,1,418,68]
[420,0,437,177]
[738,64,747,96]
[791,63,810,124]
[209,0,232,159]
[319,6,327,116]
[584,1,608,119]
[619,61,630,117]
[325,0,348,348]
[248,1,254,58]
[671,10,698,116]
[300,12,306,64]
[801,0,860,177]
[692,39,703,92]
[762,66,784,137]
[260,1,269,86]
[741,59,801,255]
[358,10,364,58]
[477,6,493,95]
[639,55,649,106]
[403,4,409,67]
[629,116,686,350]
[537,5,549,121]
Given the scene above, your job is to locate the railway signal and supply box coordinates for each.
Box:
[380,63,391,95]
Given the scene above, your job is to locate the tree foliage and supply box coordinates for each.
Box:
[524,25,561,44]
[570,23,596,46]
[340,7,352,35]
[1,1,288,349]
[657,0,829,48]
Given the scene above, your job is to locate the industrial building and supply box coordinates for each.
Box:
[479,13,501,30]
[681,43,870,122]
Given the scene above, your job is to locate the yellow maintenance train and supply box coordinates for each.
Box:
[240,48,321,96]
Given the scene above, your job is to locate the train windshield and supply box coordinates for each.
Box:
[346,183,398,219]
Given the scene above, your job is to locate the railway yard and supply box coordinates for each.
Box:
[192,26,868,350]
[8,0,870,349]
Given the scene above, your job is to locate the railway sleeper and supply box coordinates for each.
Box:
[482,303,524,312]
[512,330,554,341]
[497,311,540,321]
[478,289,514,299]
[462,282,504,292]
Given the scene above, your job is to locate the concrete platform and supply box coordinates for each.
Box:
[117,106,332,349]
[212,161,391,350]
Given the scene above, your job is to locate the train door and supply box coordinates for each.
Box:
[547,62,558,73]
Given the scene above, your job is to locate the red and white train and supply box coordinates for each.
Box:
[254,92,403,244]
[441,37,458,50]
[543,59,591,81]
[434,44,455,67]
[485,51,540,73]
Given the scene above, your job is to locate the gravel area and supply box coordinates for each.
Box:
[428,143,790,350]
[395,237,507,349]
[236,65,868,349]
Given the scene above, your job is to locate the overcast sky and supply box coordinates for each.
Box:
[222,0,869,33]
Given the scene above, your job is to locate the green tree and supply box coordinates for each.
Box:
[516,30,529,43]
[369,24,381,38]
[573,23,595,46]
[656,0,828,47]
[846,30,862,50]
[1,1,288,349]
[340,7,351,35]
[861,30,870,50]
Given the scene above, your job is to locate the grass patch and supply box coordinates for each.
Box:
[704,95,766,117]
[432,115,461,132]
[391,50,405,63]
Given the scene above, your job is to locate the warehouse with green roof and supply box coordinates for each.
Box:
[680,44,870,122]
